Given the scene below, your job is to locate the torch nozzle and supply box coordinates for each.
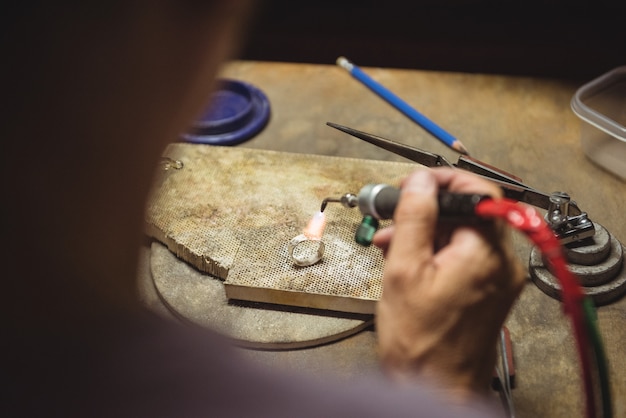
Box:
[320,193,358,212]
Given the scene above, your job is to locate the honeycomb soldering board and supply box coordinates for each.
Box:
[145,144,418,314]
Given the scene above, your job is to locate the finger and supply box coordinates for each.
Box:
[372,225,393,247]
[385,169,438,267]
[373,225,395,257]
[434,222,517,299]
[435,227,493,284]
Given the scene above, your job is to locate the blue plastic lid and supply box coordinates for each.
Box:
[182,79,270,145]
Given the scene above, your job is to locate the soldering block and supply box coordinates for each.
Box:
[145,144,416,314]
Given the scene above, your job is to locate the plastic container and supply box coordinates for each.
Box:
[571,66,626,180]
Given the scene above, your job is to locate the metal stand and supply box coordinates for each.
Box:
[530,223,626,305]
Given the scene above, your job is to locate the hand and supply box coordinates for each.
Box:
[373,168,525,398]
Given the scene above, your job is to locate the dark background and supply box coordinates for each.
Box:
[241,0,626,80]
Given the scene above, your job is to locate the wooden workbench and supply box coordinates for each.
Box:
[139,60,626,417]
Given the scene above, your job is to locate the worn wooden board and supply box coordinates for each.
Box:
[145,143,417,313]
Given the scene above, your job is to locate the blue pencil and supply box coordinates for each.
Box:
[336,56,469,155]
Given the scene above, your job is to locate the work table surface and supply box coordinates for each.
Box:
[139,60,626,417]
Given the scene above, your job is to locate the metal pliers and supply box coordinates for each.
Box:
[327,122,594,244]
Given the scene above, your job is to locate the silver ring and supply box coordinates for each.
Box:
[288,234,325,267]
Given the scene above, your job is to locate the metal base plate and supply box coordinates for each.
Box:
[530,223,626,305]
[150,241,373,349]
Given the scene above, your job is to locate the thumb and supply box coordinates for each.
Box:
[386,170,438,265]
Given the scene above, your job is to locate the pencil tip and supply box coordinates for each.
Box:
[453,140,470,155]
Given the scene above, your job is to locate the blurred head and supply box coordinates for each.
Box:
[2,0,255,324]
